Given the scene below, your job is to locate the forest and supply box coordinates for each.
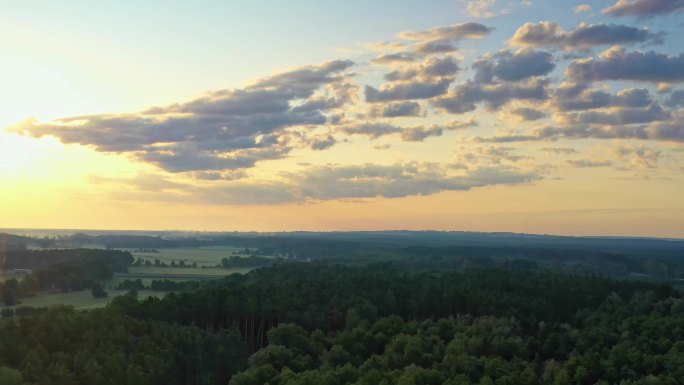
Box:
[1,261,683,384]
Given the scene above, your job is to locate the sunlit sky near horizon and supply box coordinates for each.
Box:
[1,0,684,237]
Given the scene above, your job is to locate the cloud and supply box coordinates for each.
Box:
[463,0,504,18]
[400,126,444,142]
[384,56,460,81]
[554,83,655,111]
[461,146,531,164]
[365,78,454,102]
[13,60,355,174]
[612,145,661,168]
[96,162,540,205]
[189,170,248,181]
[603,0,684,18]
[88,173,187,191]
[560,104,671,125]
[371,53,416,65]
[539,147,578,155]
[370,101,422,117]
[339,119,476,141]
[475,115,684,143]
[473,48,555,82]
[412,39,459,55]
[510,22,663,50]
[399,22,493,41]
[666,89,684,106]
[308,134,336,150]
[510,107,546,121]
[364,22,491,60]
[446,116,479,129]
[289,162,540,201]
[574,4,592,13]
[433,78,549,113]
[648,121,684,141]
[338,122,402,139]
[567,159,613,167]
[567,46,684,84]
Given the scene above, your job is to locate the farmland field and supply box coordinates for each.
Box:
[5,289,163,310]
[0,271,27,283]
[109,265,252,287]
[128,245,250,266]
[2,246,258,310]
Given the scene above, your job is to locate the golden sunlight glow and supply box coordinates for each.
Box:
[0,57,88,129]
[0,132,56,178]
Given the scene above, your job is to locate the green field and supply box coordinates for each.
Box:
[128,246,250,267]
[3,246,258,310]
[108,265,252,287]
[5,289,163,310]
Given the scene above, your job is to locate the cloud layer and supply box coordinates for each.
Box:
[10,7,684,205]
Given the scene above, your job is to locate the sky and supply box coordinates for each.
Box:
[1,0,684,237]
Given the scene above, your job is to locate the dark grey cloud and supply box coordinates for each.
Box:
[510,21,663,49]
[138,142,291,172]
[399,22,493,41]
[371,53,416,65]
[612,87,654,107]
[400,126,443,142]
[603,0,684,18]
[13,60,355,174]
[649,121,684,141]
[561,104,671,125]
[473,48,555,83]
[510,107,546,121]
[433,78,549,113]
[566,46,684,84]
[339,120,474,141]
[365,77,453,102]
[373,101,422,117]
[339,123,402,139]
[666,89,684,106]
[554,84,655,111]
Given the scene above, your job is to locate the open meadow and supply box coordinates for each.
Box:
[5,288,163,310]
[128,245,250,266]
[2,246,258,311]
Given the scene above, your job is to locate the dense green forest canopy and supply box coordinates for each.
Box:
[1,263,683,384]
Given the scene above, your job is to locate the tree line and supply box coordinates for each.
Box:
[0,249,132,305]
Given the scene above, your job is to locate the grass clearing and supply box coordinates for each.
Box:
[5,290,164,311]
[128,246,250,267]
[109,266,252,287]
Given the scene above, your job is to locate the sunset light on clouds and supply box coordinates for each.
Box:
[1,0,684,236]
